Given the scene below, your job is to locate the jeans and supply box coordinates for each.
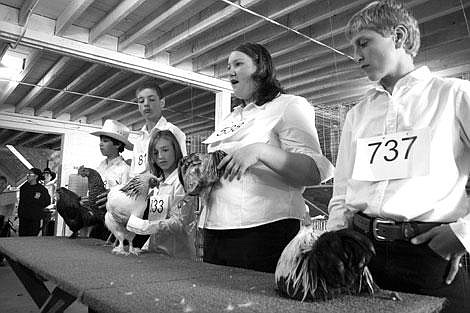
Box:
[366,237,470,313]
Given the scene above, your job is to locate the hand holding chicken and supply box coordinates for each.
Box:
[105,173,159,255]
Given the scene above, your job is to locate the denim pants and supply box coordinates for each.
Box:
[367,238,470,313]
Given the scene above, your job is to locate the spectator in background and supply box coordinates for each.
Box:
[42,168,57,236]
[0,176,10,265]
[18,168,51,236]
[42,167,57,200]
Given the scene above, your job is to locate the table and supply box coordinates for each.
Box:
[0,237,444,313]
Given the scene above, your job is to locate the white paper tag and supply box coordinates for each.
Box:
[149,194,170,220]
[352,128,430,181]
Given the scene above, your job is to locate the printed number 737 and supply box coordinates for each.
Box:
[367,136,417,164]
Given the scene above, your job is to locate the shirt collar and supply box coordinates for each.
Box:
[372,66,433,95]
[105,155,124,166]
[139,116,168,134]
[162,169,178,185]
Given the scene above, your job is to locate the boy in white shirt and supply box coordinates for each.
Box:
[130,81,187,177]
[327,1,470,312]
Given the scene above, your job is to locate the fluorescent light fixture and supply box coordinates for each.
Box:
[0,51,24,80]
[6,144,33,169]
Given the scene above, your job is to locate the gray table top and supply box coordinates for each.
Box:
[0,236,444,313]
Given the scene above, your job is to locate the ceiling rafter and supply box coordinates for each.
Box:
[1,131,26,146]
[83,76,148,121]
[38,63,102,116]
[19,133,45,147]
[118,0,195,51]
[145,0,265,59]
[18,0,35,26]
[193,0,367,71]
[173,0,344,66]
[55,71,124,118]
[90,0,147,43]
[15,56,71,113]
[55,0,94,36]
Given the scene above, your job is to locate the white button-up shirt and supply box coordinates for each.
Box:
[96,156,130,189]
[126,169,196,259]
[327,66,470,252]
[202,94,334,229]
[129,116,187,177]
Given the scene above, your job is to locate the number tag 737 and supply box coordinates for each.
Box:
[352,128,430,181]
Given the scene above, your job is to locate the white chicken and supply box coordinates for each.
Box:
[275,225,378,301]
[105,173,159,255]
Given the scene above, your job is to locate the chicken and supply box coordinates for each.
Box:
[56,166,106,238]
[275,225,378,301]
[105,173,159,255]
[177,150,227,208]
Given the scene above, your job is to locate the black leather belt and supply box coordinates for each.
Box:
[353,213,442,242]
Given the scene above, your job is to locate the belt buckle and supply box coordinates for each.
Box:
[372,218,395,241]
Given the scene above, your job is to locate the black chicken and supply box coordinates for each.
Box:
[275,225,378,301]
[56,166,107,239]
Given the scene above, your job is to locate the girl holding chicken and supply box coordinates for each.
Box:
[200,42,334,273]
[125,128,197,260]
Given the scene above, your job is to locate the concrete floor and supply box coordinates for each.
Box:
[0,261,87,313]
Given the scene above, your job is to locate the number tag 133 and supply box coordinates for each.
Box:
[352,128,430,181]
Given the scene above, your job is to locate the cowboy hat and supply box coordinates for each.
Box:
[91,119,134,150]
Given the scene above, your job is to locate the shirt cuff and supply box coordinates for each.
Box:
[126,215,151,235]
[310,154,335,183]
[450,218,470,253]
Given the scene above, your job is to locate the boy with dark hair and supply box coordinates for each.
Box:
[130,80,187,177]
[327,1,470,312]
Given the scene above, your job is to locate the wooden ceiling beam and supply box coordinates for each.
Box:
[82,76,148,120]
[193,0,367,71]
[168,92,213,112]
[1,131,26,146]
[15,56,70,113]
[145,0,266,58]
[18,0,35,26]
[88,97,136,123]
[90,0,146,43]
[118,0,194,51]
[209,0,459,78]
[39,63,101,116]
[56,71,123,118]
[103,106,136,122]
[55,0,94,36]
[19,133,45,147]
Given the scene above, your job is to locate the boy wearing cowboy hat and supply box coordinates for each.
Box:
[91,119,134,189]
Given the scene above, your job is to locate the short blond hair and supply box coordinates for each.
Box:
[345,0,420,57]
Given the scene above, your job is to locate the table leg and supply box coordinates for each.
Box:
[6,257,51,307]
[39,287,76,313]
[6,257,77,313]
